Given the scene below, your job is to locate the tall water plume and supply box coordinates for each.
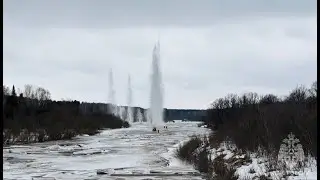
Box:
[108,69,118,116]
[126,75,134,123]
[149,41,164,127]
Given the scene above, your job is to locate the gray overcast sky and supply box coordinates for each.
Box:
[3,0,317,109]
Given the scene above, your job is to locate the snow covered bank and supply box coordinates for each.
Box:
[176,138,317,180]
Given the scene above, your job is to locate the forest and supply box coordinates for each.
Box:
[3,84,129,145]
[204,81,317,156]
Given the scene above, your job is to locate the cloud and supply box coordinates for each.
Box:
[4,0,316,27]
[3,0,317,109]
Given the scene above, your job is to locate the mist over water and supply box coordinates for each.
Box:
[137,108,144,123]
[119,106,126,120]
[149,41,164,127]
[145,109,151,124]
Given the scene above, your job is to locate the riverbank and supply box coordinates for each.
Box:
[3,120,129,146]
[3,85,130,146]
[176,82,317,179]
[176,136,317,179]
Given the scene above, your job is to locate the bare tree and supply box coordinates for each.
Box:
[24,84,34,98]
[16,88,23,96]
[260,94,280,104]
[226,94,239,108]
[286,85,308,102]
[309,81,317,97]
[239,94,248,106]
[211,98,225,109]
[36,87,51,102]
[245,92,259,104]
[3,85,10,96]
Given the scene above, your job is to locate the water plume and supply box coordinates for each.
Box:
[149,41,164,128]
[126,75,134,123]
[108,68,118,116]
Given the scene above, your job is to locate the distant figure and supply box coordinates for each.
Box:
[157,130,160,133]
[152,127,157,132]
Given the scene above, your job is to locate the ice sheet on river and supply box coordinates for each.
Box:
[3,121,210,180]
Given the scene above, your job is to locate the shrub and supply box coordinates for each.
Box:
[212,155,238,180]
[196,148,212,173]
[176,136,202,162]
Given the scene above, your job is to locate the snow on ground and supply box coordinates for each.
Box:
[208,143,317,180]
[3,121,210,180]
[235,156,317,180]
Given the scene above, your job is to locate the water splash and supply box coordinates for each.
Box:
[149,41,164,127]
[119,106,126,120]
[137,108,144,123]
[144,109,150,123]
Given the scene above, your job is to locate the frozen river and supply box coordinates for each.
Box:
[3,121,210,180]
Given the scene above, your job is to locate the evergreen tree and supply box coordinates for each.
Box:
[11,85,16,97]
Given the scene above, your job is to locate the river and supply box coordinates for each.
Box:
[3,121,210,180]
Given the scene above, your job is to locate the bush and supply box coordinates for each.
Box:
[212,155,239,180]
[176,136,202,162]
[196,148,212,173]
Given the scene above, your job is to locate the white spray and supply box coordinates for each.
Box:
[126,75,134,123]
[137,108,144,123]
[149,41,164,128]
[108,68,118,117]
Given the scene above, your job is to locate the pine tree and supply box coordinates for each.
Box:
[11,85,16,97]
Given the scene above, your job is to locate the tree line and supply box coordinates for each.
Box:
[204,81,317,157]
[3,84,129,145]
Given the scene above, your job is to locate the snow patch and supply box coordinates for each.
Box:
[208,142,317,180]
